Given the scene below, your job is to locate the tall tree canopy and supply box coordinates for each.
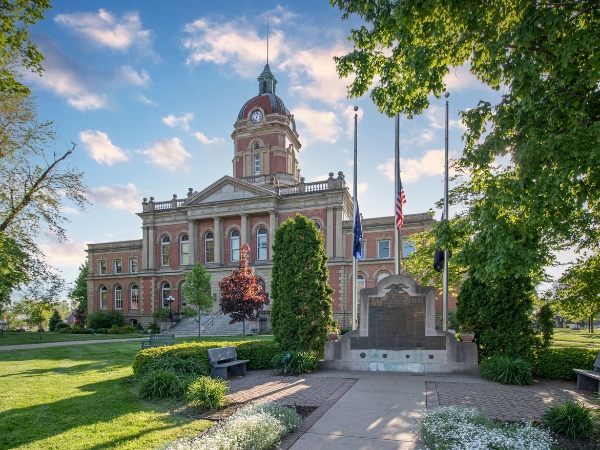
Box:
[332,0,600,281]
[271,214,335,352]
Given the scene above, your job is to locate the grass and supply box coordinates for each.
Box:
[552,328,600,350]
[0,331,273,347]
[0,335,272,450]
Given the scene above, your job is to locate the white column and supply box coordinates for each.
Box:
[213,217,222,264]
[269,211,277,260]
[148,227,155,270]
[142,227,148,270]
[326,207,334,258]
[188,220,196,265]
[240,214,248,246]
[335,207,343,258]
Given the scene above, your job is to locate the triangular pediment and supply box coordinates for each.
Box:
[183,176,278,206]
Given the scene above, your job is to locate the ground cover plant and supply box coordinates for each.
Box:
[160,402,301,450]
[542,401,597,440]
[419,406,554,450]
[270,350,319,374]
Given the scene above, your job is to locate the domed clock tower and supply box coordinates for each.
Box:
[232,64,301,188]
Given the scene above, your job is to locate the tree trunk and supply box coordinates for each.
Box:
[242,320,246,337]
[198,314,202,339]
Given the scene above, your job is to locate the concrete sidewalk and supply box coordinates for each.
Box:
[285,370,447,450]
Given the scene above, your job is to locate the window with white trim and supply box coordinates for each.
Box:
[357,274,365,303]
[257,227,267,260]
[180,235,189,265]
[313,221,321,230]
[100,287,107,310]
[162,283,171,308]
[130,285,139,310]
[114,259,122,274]
[254,154,260,175]
[378,240,391,259]
[205,232,214,263]
[161,236,170,266]
[114,285,123,309]
[230,229,240,262]
[129,258,138,273]
[360,241,366,259]
[99,260,107,275]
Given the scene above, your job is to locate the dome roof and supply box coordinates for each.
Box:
[237,93,292,121]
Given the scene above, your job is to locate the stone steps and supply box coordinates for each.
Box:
[169,315,247,336]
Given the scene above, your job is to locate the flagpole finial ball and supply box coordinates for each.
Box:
[444,92,450,98]
[353,106,359,111]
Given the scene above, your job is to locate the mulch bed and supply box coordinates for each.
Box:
[550,431,600,450]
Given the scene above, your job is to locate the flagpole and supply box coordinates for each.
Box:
[352,106,359,331]
[443,93,450,332]
[394,114,401,275]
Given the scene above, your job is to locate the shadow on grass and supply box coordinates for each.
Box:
[0,376,186,449]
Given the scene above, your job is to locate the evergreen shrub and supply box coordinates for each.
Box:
[120,325,138,334]
[479,355,533,385]
[270,350,319,373]
[48,310,62,331]
[534,348,598,381]
[70,325,88,334]
[186,376,229,410]
[87,310,125,329]
[542,401,597,439]
[54,322,71,332]
[58,327,71,334]
[95,328,108,334]
[107,324,121,334]
[132,340,280,378]
[140,355,209,378]
[147,323,160,334]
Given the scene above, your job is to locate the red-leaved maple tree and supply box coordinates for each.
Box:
[219,243,270,335]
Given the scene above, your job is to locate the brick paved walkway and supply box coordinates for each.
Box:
[428,379,599,421]
[227,370,356,407]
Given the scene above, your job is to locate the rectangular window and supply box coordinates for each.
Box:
[254,154,260,175]
[360,241,366,259]
[257,236,267,260]
[131,288,139,310]
[114,259,122,274]
[181,241,189,265]
[205,240,214,263]
[99,260,107,275]
[129,258,138,273]
[162,243,170,266]
[378,240,391,259]
[101,291,107,310]
[115,290,123,309]
[403,240,416,258]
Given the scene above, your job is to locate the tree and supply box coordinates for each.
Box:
[0,1,51,94]
[332,0,600,282]
[12,297,52,333]
[271,214,335,352]
[48,309,61,331]
[553,253,600,333]
[68,263,88,325]
[181,262,214,338]
[219,243,270,336]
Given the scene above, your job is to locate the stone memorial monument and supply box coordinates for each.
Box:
[321,274,478,374]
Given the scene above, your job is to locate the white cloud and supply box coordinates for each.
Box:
[137,94,156,105]
[377,150,459,183]
[55,9,152,52]
[426,105,466,130]
[40,239,93,267]
[79,130,129,165]
[87,183,141,212]
[443,65,486,92]
[121,66,150,86]
[401,129,436,146]
[193,132,225,146]
[293,106,341,144]
[138,138,192,172]
[163,113,194,131]
[346,182,369,196]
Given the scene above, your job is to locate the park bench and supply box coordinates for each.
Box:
[208,346,249,380]
[141,333,175,349]
[573,352,600,394]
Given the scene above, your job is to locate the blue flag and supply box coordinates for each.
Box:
[353,202,363,259]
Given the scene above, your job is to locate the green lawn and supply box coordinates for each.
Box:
[0,336,271,450]
[552,327,600,350]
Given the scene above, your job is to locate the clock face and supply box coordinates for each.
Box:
[251,110,263,123]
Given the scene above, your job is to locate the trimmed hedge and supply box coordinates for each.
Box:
[535,348,598,381]
[132,340,280,378]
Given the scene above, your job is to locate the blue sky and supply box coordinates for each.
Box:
[26,1,533,287]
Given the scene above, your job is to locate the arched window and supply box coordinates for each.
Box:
[99,287,107,310]
[357,275,365,304]
[114,285,123,309]
[256,278,265,291]
[313,221,321,230]
[130,284,139,310]
[230,229,240,262]
[257,227,267,260]
[161,236,170,266]
[162,283,171,308]
[180,235,189,265]
[377,272,390,283]
[205,232,214,263]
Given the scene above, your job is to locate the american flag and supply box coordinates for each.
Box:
[395,177,406,229]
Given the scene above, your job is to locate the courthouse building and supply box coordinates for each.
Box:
[85,65,438,330]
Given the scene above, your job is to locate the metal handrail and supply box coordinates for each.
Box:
[202,311,223,330]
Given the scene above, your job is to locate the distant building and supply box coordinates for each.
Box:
[85,65,449,329]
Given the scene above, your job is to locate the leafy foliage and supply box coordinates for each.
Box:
[270,350,319,374]
[12,297,52,331]
[87,310,125,330]
[456,274,538,359]
[219,243,270,334]
[534,348,598,381]
[533,303,555,349]
[542,401,597,440]
[48,309,62,331]
[140,355,209,379]
[181,262,213,337]
[68,263,88,310]
[186,376,229,410]
[132,340,280,378]
[271,214,335,352]
[152,307,172,321]
[138,369,188,400]
[479,355,533,386]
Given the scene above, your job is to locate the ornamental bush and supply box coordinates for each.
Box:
[54,322,71,332]
[140,355,209,378]
[132,340,280,378]
[119,325,138,334]
[138,369,188,400]
[271,214,335,352]
[534,348,598,381]
[87,310,124,329]
[542,401,597,440]
[48,310,62,331]
[107,324,121,334]
[186,376,229,410]
[479,355,533,385]
[270,350,319,374]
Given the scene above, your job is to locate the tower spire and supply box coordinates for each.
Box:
[267,14,269,65]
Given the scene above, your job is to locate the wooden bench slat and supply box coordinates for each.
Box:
[208,346,249,380]
[141,334,175,349]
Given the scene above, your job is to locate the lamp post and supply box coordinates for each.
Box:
[167,295,174,321]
